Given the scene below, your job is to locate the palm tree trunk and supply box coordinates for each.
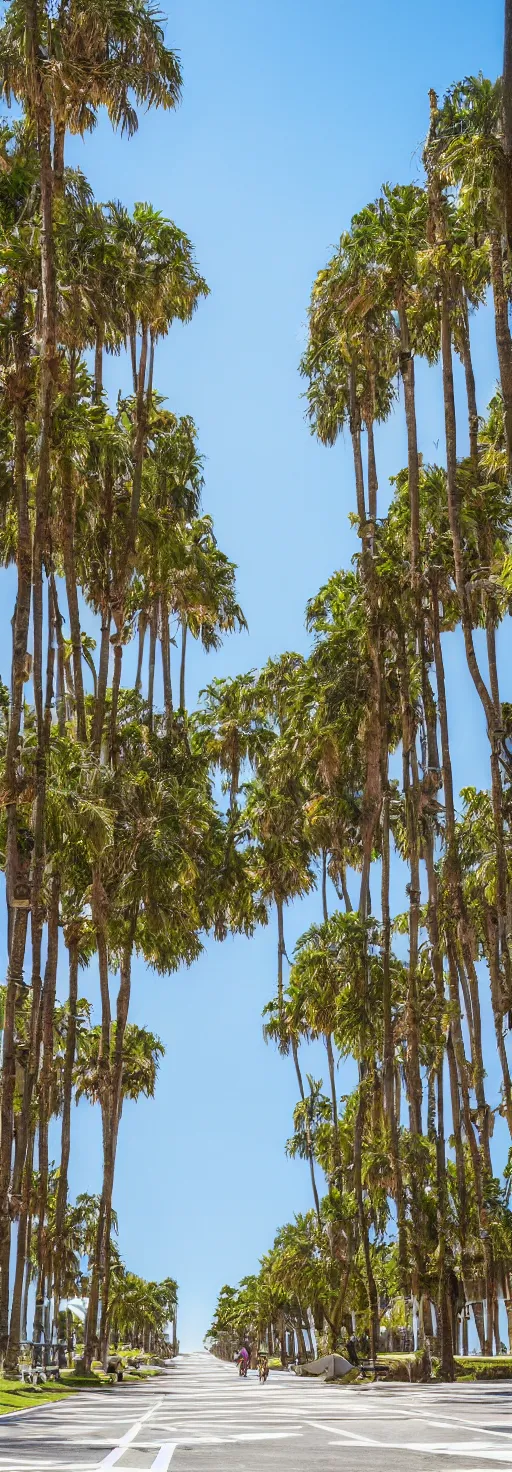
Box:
[61,465,87,741]
[10,977,42,1215]
[110,642,123,760]
[277,898,285,1014]
[160,597,173,715]
[381,790,408,1282]
[92,611,111,753]
[0,907,28,1357]
[435,1057,455,1378]
[457,306,479,465]
[484,617,511,1010]
[290,1039,321,1221]
[51,576,67,734]
[398,643,423,1135]
[32,874,60,1344]
[321,850,328,924]
[353,1079,379,1357]
[366,416,378,525]
[325,1034,341,1179]
[446,944,495,1354]
[381,791,393,1125]
[424,832,455,1380]
[96,916,138,1370]
[29,110,57,1241]
[147,607,157,728]
[135,612,147,693]
[472,1300,486,1355]
[123,326,149,587]
[180,618,187,709]
[349,367,367,527]
[397,300,420,584]
[85,873,112,1371]
[54,936,79,1286]
[21,1223,32,1345]
[94,334,103,402]
[490,231,512,459]
[5,289,33,961]
[5,1130,35,1377]
[506,1296,512,1353]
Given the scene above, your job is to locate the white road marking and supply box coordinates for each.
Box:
[157,1432,300,1445]
[95,1395,164,1469]
[308,1418,381,1445]
[360,1400,512,1443]
[151,1446,177,1469]
[312,1419,512,1463]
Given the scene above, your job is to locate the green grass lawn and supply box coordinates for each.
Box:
[0,1376,87,1415]
[0,1365,130,1414]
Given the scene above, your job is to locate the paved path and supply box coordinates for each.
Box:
[3,1352,512,1470]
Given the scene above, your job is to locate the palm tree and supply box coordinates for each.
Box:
[196,673,271,811]
[245,757,316,1012]
[75,1019,164,1366]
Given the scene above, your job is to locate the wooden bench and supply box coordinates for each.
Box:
[358,1359,390,1381]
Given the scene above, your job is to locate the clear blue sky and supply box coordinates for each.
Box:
[59,0,506,1349]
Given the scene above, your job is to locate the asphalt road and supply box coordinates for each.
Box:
[3,1351,512,1470]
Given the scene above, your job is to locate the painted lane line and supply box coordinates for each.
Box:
[146,1432,302,1446]
[408,1410,512,1443]
[95,1395,164,1470]
[228,1432,301,1442]
[151,1448,176,1470]
[308,1419,381,1446]
[326,1399,512,1444]
[312,1419,512,1463]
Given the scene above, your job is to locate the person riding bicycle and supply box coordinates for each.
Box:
[236,1346,249,1375]
[258,1350,269,1382]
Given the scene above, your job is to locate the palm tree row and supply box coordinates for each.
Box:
[0,0,253,1377]
[107,1267,178,1358]
[204,44,512,1379]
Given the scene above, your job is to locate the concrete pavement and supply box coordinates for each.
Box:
[2,1350,512,1469]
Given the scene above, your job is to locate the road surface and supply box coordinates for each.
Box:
[2,1350,512,1469]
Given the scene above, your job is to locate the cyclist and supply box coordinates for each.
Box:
[258,1350,269,1382]
[236,1346,249,1377]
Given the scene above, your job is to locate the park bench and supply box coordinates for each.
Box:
[357,1359,390,1381]
[21,1364,61,1385]
[20,1340,64,1385]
